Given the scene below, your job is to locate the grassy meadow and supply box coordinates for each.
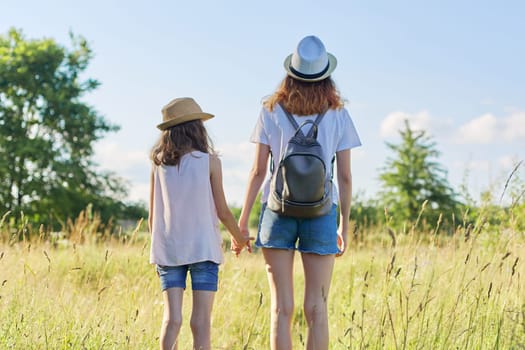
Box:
[1,215,524,349]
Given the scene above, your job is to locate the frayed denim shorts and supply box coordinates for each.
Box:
[255,203,339,255]
[156,261,219,292]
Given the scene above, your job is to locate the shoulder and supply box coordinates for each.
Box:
[150,161,164,173]
[259,104,286,126]
[254,105,278,130]
[326,107,353,123]
[326,106,350,117]
[209,153,221,172]
[259,105,274,118]
[209,153,220,164]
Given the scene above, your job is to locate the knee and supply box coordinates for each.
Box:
[163,315,183,333]
[271,301,294,320]
[303,301,328,324]
[190,315,211,334]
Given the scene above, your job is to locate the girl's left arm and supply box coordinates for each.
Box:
[210,154,252,255]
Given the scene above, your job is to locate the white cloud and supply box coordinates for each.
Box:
[381,109,525,145]
[502,112,525,141]
[380,111,452,138]
[216,142,255,167]
[456,114,498,144]
[455,111,525,144]
[94,141,148,173]
[93,141,150,203]
[128,182,149,204]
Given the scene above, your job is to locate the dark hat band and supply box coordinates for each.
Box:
[289,62,330,80]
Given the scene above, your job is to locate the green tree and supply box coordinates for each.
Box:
[379,120,459,230]
[0,28,133,228]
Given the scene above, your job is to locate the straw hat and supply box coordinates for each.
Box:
[157,97,214,130]
[283,35,337,82]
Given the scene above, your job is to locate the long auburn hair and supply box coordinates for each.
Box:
[264,76,344,115]
[150,119,215,166]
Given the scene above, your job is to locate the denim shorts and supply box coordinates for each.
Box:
[255,203,339,255]
[156,261,219,292]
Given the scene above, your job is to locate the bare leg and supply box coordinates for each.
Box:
[160,287,184,350]
[301,253,335,350]
[190,290,215,350]
[262,248,295,350]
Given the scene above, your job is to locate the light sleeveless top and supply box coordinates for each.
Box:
[149,151,223,266]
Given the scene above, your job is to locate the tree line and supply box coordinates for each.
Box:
[1,29,523,236]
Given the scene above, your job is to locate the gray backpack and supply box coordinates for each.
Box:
[267,104,333,218]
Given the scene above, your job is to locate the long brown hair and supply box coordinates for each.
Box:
[150,119,215,166]
[264,76,344,115]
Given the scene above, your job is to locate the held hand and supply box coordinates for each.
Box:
[230,238,244,257]
[231,226,254,256]
[240,226,254,254]
[230,236,254,256]
[336,225,348,257]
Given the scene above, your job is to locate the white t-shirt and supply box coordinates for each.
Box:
[250,104,362,204]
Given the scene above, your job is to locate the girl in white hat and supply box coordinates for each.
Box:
[237,36,361,349]
[149,97,252,350]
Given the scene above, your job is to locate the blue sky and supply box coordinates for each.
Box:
[2,0,524,206]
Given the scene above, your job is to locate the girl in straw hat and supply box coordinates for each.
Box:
[237,36,361,349]
[149,97,252,350]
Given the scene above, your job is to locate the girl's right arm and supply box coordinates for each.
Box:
[209,154,251,254]
[148,168,154,234]
[238,143,270,236]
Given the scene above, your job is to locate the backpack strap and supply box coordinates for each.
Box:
[306,109,328,138]
[279,103,301,132]
[279,102,328,138]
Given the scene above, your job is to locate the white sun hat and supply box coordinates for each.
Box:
[283,35,337,82]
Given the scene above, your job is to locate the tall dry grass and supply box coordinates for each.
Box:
[1,215,524,349]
